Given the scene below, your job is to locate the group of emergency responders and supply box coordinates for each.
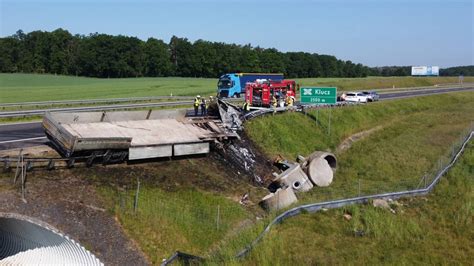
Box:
[193,94,295,116]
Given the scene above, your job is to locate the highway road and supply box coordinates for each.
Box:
[0,86,472,151]
[0,122,47,150]
[378,86,473,99]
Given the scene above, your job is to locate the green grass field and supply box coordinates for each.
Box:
[0,73,217,103]
[1,73,472,103]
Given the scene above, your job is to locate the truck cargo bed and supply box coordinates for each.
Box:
[43,109,237,160]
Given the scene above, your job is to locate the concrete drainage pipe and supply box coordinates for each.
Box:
[304,151,337,187]
[260,187,298,212]
[0,213,102,265]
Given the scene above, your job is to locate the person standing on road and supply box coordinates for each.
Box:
[271,95,278,114]
[194,95,201,116]
[201,97,207,116]
[288,96,294,107]
[242,100,251,113]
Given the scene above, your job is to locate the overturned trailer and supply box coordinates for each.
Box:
[43,106,239,161]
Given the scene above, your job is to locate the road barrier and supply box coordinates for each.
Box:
[2,86,473,119]
[0,95,195,108]
[0,99,242,118]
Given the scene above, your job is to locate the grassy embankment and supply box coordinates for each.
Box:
[235,145,474,265]
[1,73,472,103]
[208,91,473,263]
[246,92,474,202]
[94,157,268,264]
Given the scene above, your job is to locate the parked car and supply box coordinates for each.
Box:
[362,91,379,102]
[344,92,369,103]
[338,92,347,101]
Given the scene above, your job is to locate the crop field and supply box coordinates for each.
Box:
[1,73,472,103]
[0,73,217,103]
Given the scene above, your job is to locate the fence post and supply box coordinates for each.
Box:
[327,108,332,136]
[13,149,23,184]
[134,177,140,213]
[216,205,220,230]
[358,179,361,196]
[21,154,26,202]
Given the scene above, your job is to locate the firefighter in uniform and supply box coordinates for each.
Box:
[288,96,294,107]
[271,95,278,114]
[200,97,207,116]
[242,100,251,113]
[194,95,201,116]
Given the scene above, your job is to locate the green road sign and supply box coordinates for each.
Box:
[300,87,337,104]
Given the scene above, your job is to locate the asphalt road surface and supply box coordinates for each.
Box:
[379,86,473,99]
[0,86,472,151]
[0,122,47,151]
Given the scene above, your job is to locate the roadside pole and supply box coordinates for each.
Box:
[216,205,220,230]
[134,177,140,213]
[328,107,332,136]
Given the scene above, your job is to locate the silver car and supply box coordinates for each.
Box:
[362,91,379,102]
[344,92,369,103]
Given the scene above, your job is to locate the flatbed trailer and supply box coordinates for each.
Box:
[43,108,238,161]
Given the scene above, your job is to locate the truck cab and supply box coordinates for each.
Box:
[217,74,238,98]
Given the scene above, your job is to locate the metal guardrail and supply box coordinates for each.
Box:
[0,95,195,107]
[1,86,472,119]
[161,251,203,266]
[0,99,242,118]
[375,83,474,94]
[0,101,194,118]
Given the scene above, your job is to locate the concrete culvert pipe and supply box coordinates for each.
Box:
[0,213,102,265]
[260,187,298,212]
[274,163,314,193]
[305,152,337,187]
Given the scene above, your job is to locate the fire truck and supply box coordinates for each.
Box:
[244,79,297,107]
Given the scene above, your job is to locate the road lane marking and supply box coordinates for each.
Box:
[0,136,47,144]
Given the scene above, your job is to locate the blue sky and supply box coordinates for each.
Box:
[1,0,472,67]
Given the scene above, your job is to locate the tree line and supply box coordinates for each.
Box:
[0,29,470,79]
[438,66,474,76]
[0,29,372,78]
[370,65,474,76]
